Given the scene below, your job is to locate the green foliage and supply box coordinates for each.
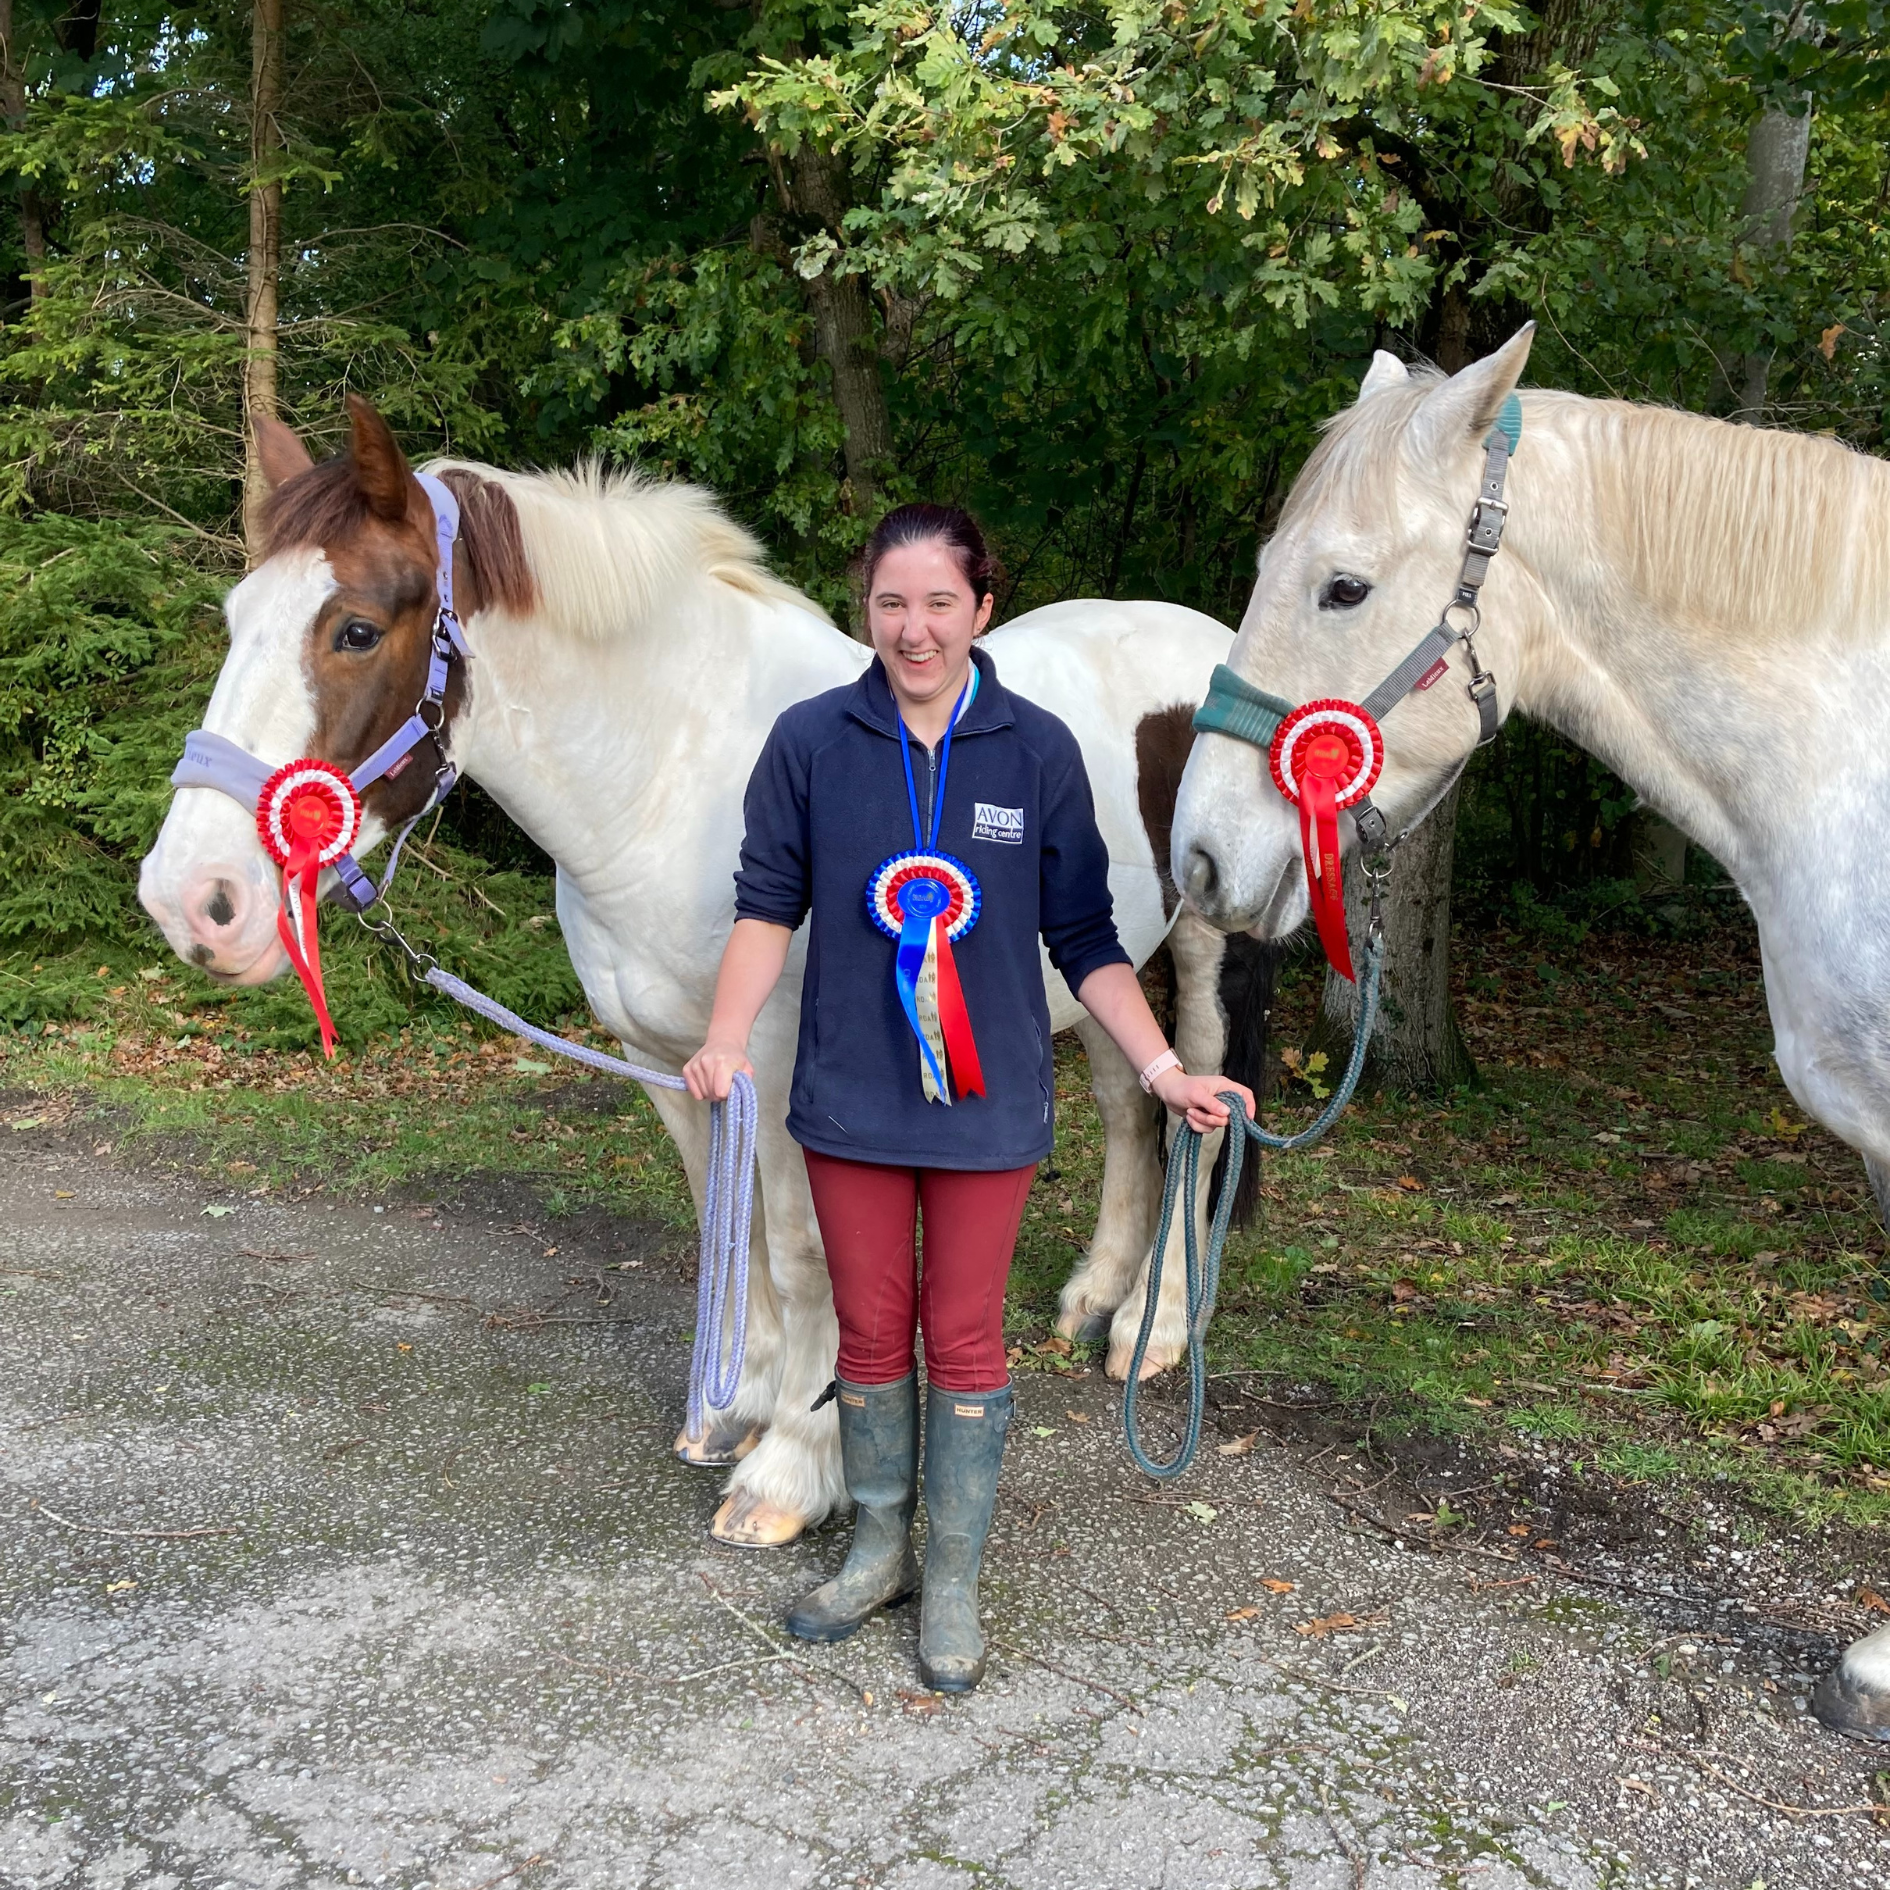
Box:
[534,248,865,612]
[0,516,222,939]
[2,0,1890,1005]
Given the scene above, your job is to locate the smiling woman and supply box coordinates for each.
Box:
[683,497,1253,1691]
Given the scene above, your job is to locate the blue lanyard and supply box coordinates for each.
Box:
[895,668,975,852]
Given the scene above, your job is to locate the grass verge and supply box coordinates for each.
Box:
[5,914,1887,1528]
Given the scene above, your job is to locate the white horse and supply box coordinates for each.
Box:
[137,400,1259,1547]
[1170,325,1890,1739]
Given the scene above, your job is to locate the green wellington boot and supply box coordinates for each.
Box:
[918,1381,1014,1693]
[785,1374,920,1643]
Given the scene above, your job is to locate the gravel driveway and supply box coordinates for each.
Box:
[3,1109,1887,1889]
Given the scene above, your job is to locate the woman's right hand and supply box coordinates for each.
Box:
[683,1037,754,1103]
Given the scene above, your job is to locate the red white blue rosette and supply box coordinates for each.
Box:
[256,758,363,1059]
[866,850,985,1104]
[868,850,981,943]
[1266,700,1384,985]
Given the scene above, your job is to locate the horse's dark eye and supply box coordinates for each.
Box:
[336,619,383,653]
[1321,574,1371,610]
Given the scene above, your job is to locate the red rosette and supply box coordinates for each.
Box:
[1267,699,1383,811]
[1266,699,1382,986]
[255,758,361,1061]
[257,758,362,869]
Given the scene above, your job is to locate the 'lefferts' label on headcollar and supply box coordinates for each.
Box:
[971,802,1025,844]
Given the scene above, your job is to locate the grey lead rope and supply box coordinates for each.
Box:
[417,964,754,1436]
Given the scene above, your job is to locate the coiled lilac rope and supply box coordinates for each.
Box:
[423,967,753,1435]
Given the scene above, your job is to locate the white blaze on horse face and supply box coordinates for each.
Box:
[1174,332,1535,934]
[138,549,334,982]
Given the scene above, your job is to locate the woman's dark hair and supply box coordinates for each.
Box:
[860,503,1000,605]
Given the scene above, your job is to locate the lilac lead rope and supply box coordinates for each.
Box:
[424,967,754,1436]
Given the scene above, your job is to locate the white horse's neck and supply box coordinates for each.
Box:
[414,465,866,921]
[450,570,860,908]
[1497,393,1890,890]
[1468,391,1890,1163]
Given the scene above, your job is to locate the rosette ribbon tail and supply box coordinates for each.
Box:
[1299,769,1355,984]
[895,907,953,1104]
[275,836,340,1058]
[931,920,985,1098]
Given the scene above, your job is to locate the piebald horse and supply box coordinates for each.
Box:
[138,400,1265,1547]
[1171,324,1890,1739]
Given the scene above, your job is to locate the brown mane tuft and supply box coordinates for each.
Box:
[258,456,537,620]
[438,468,537,616]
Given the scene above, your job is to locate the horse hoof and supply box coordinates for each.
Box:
[1105,1340,1177,1382]
[673,1420,764,1468]
[1810,1625,1890,1741]
[710,1489,806,1549]
[1054,1308,1112,1344]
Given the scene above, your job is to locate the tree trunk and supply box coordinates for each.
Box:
[1630,807,1689,891]
[242,0,285,561]
[0,0,48,298]
[1313,778,1476,1094]
[772,138,893,517]
[1734,15,1812,421]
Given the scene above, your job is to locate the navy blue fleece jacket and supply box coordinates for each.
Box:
[732,646,1130,1170]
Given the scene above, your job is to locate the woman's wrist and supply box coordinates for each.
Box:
[1138,1047,1183,1094]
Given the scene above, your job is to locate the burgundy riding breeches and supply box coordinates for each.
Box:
[802,1149,1037,1391]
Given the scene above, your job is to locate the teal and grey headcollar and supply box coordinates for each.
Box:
[1192,389,1521,854]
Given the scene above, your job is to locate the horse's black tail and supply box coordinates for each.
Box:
[1208,932,1281,1229]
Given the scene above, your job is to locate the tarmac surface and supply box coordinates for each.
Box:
[3,1107,1889,1890]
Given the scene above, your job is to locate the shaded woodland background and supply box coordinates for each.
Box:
[2,0,1887,1059]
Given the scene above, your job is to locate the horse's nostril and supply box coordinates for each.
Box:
[190,943,216,967]
[204,881,236,927]
[1183,844,1218,902]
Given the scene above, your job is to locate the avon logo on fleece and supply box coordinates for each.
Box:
[971,802,1025,845]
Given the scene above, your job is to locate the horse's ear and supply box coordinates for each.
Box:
[254,414,314,489]
[345,393,414,523]
[1357,350,1409,401]
[1410,323,1536,458]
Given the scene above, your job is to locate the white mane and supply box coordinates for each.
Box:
[424,457,833,636]
[1288,381,1890,654]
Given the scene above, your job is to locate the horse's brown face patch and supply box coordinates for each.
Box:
[256,399,535,830]
[1135,704,1201,915]
[303,506,460,829]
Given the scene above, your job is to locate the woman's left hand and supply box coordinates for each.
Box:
[1151,1068,1257,1135]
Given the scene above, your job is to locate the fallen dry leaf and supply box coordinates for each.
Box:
[1396,1175,1424,1192]
[897,1689,942,1716]
[1261,1579,1296,1595]
[1225,1605,1262,1622]
[1065,1410,1090,1424]
[1858,1586,1890,1616]
[1217,1430,1258,1457]
[1293,1612,1361,1639]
